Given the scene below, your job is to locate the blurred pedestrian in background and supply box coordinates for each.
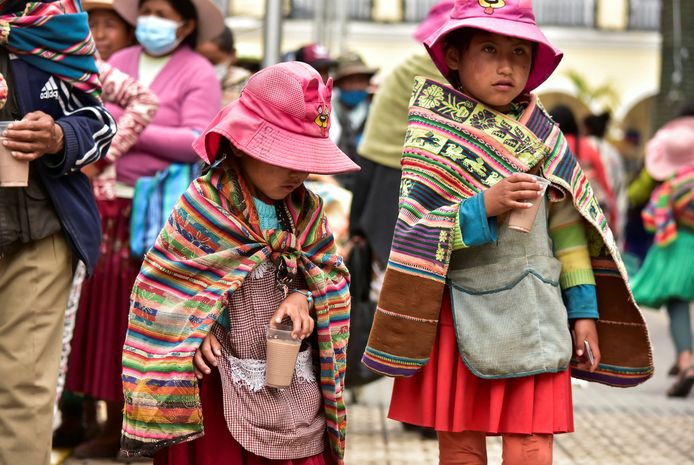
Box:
[362,1,652,464]
[86,0,134,60]
[550,105,618,231]
[631,107,694,398]
[62,0,223,457]
[329,51,377,191]
[55,0,160,454]
[0,0,116,463]
[344,0,450,407]
[290,43,336,83]
[624,104,694,269]
[584,112,627,243]
[197,25,251,106]
[119,61,359,465]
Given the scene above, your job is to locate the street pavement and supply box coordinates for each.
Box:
[56,308,694,465]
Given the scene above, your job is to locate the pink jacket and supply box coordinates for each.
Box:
[108,45,221,186]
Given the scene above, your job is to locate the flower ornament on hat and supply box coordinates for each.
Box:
[424,0,563,92]
[645,116,694,181]
[193,61,360,175]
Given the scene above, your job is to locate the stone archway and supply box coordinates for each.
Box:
[537,92,592,124]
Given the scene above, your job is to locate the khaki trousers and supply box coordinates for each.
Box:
[0,234,73,465]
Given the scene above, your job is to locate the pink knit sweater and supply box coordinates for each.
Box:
[108,45,221,186]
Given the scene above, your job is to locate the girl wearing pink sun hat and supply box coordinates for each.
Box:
[120,62,358,465]
[362,1,653,463]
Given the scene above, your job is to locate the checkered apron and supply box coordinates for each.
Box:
[212,260,326,460]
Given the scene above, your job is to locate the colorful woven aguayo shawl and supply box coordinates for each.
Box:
[0,0,101,97]
[642,165,694,246]
[120,165,351,462]
[362,77,653,387]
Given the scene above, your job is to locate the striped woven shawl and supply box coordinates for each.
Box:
[0,0,101,97]
[362,77,653,387]
[121,165,350,462]
[642,165,694,245]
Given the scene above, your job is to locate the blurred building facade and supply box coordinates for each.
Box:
[227,0,662,147]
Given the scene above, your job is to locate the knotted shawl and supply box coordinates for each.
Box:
[642,165,694,246]
[121,165,351,462]
[0,0,101,97]
[362,77,653,387]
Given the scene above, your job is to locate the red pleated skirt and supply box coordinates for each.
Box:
[389,290,574,435]
[154,368,335,465]
[65,198,142,402]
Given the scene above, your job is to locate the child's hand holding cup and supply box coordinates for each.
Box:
[508,175,551,233]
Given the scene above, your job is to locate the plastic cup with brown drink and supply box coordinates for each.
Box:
[0,121,28,187]
[265,323,302,389]
[508,175,551,233]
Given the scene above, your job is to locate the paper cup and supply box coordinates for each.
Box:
[265,323,301,389]
[0,121,28,187]
[508,175,551,233]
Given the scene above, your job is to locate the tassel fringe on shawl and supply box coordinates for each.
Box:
[120,166,350,463]
[362,77,653,388]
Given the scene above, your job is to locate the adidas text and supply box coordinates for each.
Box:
[40,78,59,100]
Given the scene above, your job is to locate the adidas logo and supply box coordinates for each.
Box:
[40,77,59,100]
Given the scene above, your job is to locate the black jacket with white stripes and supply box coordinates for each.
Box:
[12,57,116,274]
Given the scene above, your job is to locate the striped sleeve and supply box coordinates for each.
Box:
[548,198,596,289]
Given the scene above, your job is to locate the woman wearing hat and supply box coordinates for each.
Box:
[84,0,134,60]
[62,0,222,458]
[631,110,694,398]
[329,51,377,191]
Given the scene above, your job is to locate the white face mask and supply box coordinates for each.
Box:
[135,15,185,56]
[214,63,228,81]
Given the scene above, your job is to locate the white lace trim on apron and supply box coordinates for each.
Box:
[227,349,316,392]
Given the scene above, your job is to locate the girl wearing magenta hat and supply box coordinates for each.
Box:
[631,112,694,398]
[119,61,359,465]
[361,1,653,463]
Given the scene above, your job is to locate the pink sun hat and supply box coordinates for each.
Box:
[193,61,360,175]
[413,0,455,44]
[424,0,563,92]
[645,116,694,181]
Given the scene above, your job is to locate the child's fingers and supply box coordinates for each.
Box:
[298,313,313,339]
[193,350,210,377]
[200,337,218,367]
[209,333,222,357]
[511,182,542,194]
[271,308,287,327]
[507,173,539,184]
[289,311,304,339]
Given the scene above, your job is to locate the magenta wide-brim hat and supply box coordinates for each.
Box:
[193,62,359,175]
[412,0,455,44]
[424,14,563,93]
[194,101,359,175]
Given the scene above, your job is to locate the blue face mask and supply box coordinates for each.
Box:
[339,89,369,108]
[136,15,184,56]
